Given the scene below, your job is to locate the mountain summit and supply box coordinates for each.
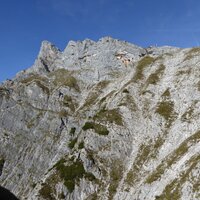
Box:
[0,37,199,200]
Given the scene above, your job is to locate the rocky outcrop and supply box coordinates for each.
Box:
[0,37,199,200]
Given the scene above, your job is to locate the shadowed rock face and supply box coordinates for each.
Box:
[0,37,199,200]
[0,186,19,200]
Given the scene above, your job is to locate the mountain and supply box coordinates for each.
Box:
[0,37,199,200]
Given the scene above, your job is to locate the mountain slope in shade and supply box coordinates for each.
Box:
[0,37,199,200]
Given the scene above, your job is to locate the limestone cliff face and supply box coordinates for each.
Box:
[0,37,199,200]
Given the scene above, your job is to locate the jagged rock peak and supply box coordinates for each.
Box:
[27,41,62,74]
[38,40,61,57]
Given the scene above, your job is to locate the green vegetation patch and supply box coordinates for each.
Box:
[133,56,155,81]
[69,127,76,136]
[39,183,54,200]
[55,159,95,193]
[68,138,78,149]
[184,47,200,61]
[0,157,5,174]
[58,109,68,118]
[156,101,175,121]
[94,108,123,126]
[20,74,48,84]
[145,130,200,184]
[49,69,80,92]
[78,141,84,149]
[108,160,124,200]
[35,81,50,95]
[156,154,200,200]
[63,95,76,112]
[99,90,116,105]
[82,122,109,135]
[85,193,98,200]
[154,179,181,200]
[26,112,43,129]
[0,87,10,99]
[126,136,168,186]
[63,95,72,103]
[82,122,96,130]
[122,88,129,93]
[181,107,194,122]
[146,64,165,85]
[21,75,50,95]
[39,174,60,200]
[80,80,110,111]
[96,80,110,90]
[126,143,151,186]
[58,192,65,199]
[81,93,98,110]
[118,95,137,112]
[198,81,200,91]
[152,136,165,155]
[156,89,177,127]
[185,154,200,196]
[189,167,200,197]
[161,88,171,98]
[176,68,191,76]
[27,120,35,129]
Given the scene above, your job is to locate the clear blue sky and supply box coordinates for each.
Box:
[1,0,200,82]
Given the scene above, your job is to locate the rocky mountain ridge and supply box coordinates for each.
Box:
[0,37,199,200]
